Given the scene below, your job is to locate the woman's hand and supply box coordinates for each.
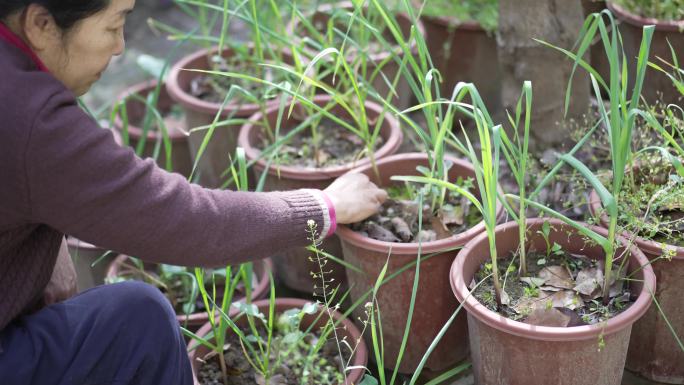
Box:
[43,239,78,306]
[324,173,387,224]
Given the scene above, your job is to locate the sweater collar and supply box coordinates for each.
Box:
[0,22,49,73]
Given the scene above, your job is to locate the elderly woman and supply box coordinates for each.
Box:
[0,0,387,383]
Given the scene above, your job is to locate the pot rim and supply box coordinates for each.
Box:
[166,45,272,116]
[238,94,403,180]
[105,255,274,321]
[335,152,504,254]
[114,80,189,142]
[420,14,485,31]
[188,297,368,385]
[588,189,684,259]
[607,1,684,31]
[451,218,656,342]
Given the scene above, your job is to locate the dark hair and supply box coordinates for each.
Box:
[0,0,110,31]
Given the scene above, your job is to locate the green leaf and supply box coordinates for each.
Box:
[541,220,550,237]
[232,302,263,319]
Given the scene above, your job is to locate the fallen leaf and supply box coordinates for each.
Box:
[500,290,510,306]
[539,290,583,310]
[391,217,412,242]
[574,267,603,296]
[520,277,546,288]
[538,266,574,289]
[314,149,330,165]
[430,217,452,240]
[539,286,564,292]
[608,268,626,298]
[512,296,538,315]
[554,307,587,327]
[439,204,464,226]
[416,229,437,242]
[525,308,571,327]
[366,223,401,242]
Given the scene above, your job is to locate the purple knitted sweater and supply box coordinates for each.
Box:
[0,38,328,331]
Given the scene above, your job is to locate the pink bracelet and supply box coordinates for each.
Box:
[319,191,337,237]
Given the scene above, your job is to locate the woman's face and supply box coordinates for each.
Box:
[39,0,136,96]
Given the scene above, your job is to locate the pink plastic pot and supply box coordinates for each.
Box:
[67,237,118,291]
[187,298,368,385]
[238,94,402,294]
[286,1,425,110]
[106,255,272,332]
[590,190,684,383]
[166,46,295,187]
[336,152,504,373]
[452,218,655,385]
[607,1,684,106]
[419,17,501,114]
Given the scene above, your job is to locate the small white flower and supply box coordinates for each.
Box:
[307,219,316,227]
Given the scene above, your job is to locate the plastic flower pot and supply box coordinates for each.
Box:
[166,46,294,187]
[335,152,503,373]
[606,1,684,106]
[114,80,194,177]
[419,16,501,114]
[105,255,272,332]
[287,1,425,111]
[452,218,656,385]
[187,298,368,385]
[238,94,402,294]
[67,237,117,292]
[590,190,684,383]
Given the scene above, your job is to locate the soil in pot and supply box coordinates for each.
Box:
[350,180,483,243]
[472,247,635,327]
[196,324,351,385]
[189,55,290,105]
[452,218,656,385]
[612,162,684,248]
[256,117,385,169]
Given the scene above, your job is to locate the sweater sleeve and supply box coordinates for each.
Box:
[23,88,329,268]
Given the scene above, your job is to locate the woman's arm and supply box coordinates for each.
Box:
[23,88,330,267]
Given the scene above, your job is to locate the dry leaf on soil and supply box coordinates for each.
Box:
[574,266,603,296]
[525,308,571,327]
[438,204,464,226]
[538,265,574,289]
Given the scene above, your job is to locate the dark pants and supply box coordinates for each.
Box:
[0,281,193,385]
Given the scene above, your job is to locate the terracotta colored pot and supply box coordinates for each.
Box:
[166,46,290,187]
[590,190,684,383]
[114,80,193,177]
[452,218,655,385]
[187,298,368,385]
[287,1,425,110]
[105,255,272,331]
[67,237,118,292]
[607,2,684,106]
[238,94,402,293]
[420,16,501,114]
[335,152,503,373]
